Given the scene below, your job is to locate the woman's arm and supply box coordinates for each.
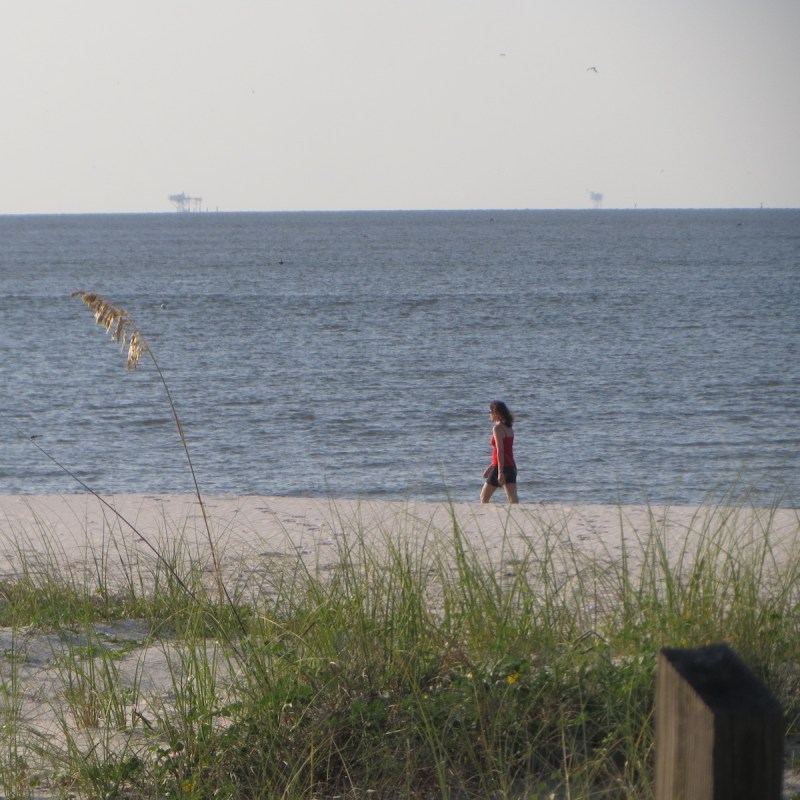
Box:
[494,424,506,484]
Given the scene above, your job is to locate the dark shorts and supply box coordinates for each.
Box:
[486,466,517,487]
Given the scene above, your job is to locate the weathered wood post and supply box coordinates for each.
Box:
[655,643,783,800]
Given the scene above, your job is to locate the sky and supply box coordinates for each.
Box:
[1,0,798,214]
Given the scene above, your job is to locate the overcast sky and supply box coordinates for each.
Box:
[1,0,797,214]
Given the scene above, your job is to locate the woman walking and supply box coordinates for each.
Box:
[480,400,519,504]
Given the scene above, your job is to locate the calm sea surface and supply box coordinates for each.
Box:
[1,210,798,506]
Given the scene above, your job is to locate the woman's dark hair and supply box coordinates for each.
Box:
[490,401,514,427]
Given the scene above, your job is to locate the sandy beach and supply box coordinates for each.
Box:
[1,493,798,587]
[1,494,798,798]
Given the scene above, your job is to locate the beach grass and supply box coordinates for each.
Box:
[0,501,798,799]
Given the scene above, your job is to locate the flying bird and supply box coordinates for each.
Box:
[587,66,599,73]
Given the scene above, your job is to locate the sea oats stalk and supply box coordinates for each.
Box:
[71,292,233,620]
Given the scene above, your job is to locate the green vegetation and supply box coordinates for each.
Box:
[0,503,798,799]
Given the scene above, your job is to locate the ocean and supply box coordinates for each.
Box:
[1,209,798,506]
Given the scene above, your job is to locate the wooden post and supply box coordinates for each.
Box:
[655,644,783,800]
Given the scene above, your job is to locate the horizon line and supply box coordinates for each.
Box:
[1,205,797,218]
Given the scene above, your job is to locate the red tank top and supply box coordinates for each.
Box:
[491,433,515,467]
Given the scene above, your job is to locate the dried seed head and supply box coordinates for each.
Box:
[72,290,148,370]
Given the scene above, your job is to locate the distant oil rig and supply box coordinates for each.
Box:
[168,192,203,212]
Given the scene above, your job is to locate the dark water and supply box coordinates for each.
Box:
[1,209,798,505]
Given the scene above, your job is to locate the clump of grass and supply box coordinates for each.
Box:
[143,503,800,799]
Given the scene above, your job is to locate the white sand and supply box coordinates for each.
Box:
[1,493,798,586]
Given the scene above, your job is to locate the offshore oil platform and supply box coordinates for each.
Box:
[168,192,203,212]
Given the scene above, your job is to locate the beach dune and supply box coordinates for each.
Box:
[1,493,799,798]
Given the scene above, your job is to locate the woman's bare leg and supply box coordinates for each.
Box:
[504,483,519,504]
[480,482,497,503]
